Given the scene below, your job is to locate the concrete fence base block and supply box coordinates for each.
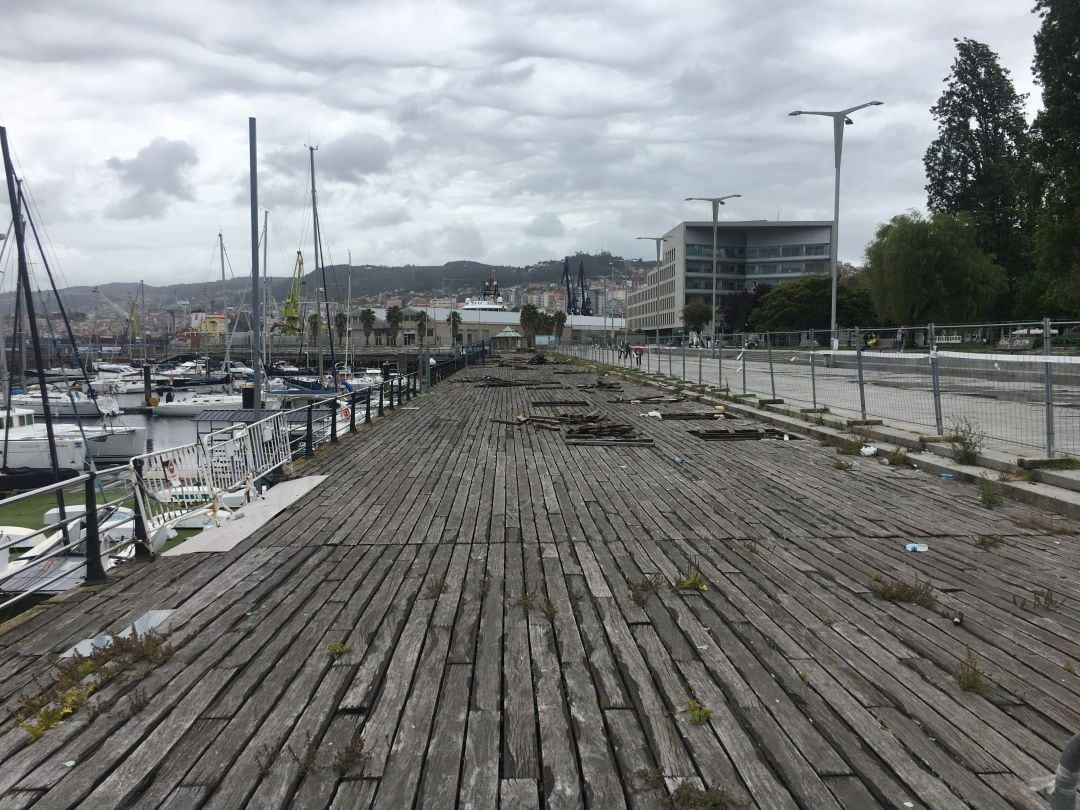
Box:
[846,419,883,427]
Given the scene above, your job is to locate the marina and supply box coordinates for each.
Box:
[0,360,1076,807]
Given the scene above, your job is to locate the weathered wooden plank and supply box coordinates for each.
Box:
[459,710,500,810]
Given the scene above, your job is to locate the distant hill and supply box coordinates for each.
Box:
[0,252,639,313]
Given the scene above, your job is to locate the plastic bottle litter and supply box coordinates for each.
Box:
[939,473,956,480]
[673,456,684,467]
[905,543,929,552]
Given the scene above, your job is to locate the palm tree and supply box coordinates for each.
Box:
[334,311,348,344]
[553,311,567,342]
[385,305,404,346]
[415,310,429,347]
[359,308,376,346]
[519,303,539,347]
[446,310,462,346]
[307,312,320,337]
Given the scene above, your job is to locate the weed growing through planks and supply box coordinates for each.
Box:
[326,642,352,658]
[870,575,936,610]
[1064,662,1076,675]
[946,417,985,465]
[832,438,863,456]
[954,649,988,696]
[568,589,585,606]
[978,475,1004,508]
[1033,588,1063,610]
[799,671,810,683]
[832,458,854,471]
[285,730,319,776]
[637,766,665,789]
[975,534,1003,550]
[333,732,369,775]
[661,781,746,809]
[683,699,712,724]
[513,591,538,613]
[882,447,911,467]
[126,687,149,717]
[673,558,708,592]
[628,575,664,608]
[740,539,760,554]
[543,597,558,621]
[478,576,491,597]
[1016,468,1040,483]
[424,578,449,599]
[255,743,279,776]
[14,627,173,742]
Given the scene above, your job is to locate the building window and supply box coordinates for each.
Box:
[781,245,803,257]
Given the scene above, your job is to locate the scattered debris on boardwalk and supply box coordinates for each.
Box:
[0,361,1076,808]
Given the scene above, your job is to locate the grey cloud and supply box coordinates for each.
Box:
[105,137,197,220]
[358,206,413,228]
[435,223,484,260]
[524,212,564,237]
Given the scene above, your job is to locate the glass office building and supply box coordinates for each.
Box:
[626,220,832,338]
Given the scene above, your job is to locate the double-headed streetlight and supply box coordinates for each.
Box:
[685,195,740,345]
[636,235,669,348]
[788,100,882,350]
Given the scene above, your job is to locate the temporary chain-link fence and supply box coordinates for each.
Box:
[564,318,1080,458]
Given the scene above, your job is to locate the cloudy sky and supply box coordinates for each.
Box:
[0,0,1043,289]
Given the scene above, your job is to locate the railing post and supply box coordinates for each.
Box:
[83,469,107,584]
[668,341,673,377]
[1045,316,1056,457]
[810,329,818,410]
[681,341,686,380]
[741,334,747,395]
[305,403,315,457]
[330,397,338,443]
[365,387,372,423]
[130,458,153,560]
[767,333,776,400]
[349,390,357,433]
[855,328,867,420]
[929,322,943,434]
[377,383,384,417]
[388,377,395,410]
[697,347,702,387]
[717,342,723,391]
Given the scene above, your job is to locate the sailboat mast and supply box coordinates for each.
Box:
[308,146,322,379]
[248,117,261,421]
[346,250,352,370]
[1,127,67,517]
[261,209,269,367]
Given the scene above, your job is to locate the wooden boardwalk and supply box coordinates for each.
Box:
[0,361,1077,808]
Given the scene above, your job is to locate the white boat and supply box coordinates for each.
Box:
[0,408,146,468]
[10,385,121,418]
[153,393,245,417]
[222,360,255,376]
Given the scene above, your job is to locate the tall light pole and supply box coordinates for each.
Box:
[685,194,740,345]
[636,236,669,348]
[788,100,882,350]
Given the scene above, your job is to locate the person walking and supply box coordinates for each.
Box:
[895,327,905,353]
[633,344,644,367]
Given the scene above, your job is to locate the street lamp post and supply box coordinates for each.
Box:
[788,100,882,350]
[685,195,740,346]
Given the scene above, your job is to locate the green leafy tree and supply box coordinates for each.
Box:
[863,211,1007,325]
[681,300,712,336]
[924,38,1031,306]
[446,310,462,345]
[385,305,404,346]
[358,308,376,346]
[748,277,875,333]
[1030,0,1080,315]
[334,311,348,343]
[720,284,771,331]
[415,310,429,347]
